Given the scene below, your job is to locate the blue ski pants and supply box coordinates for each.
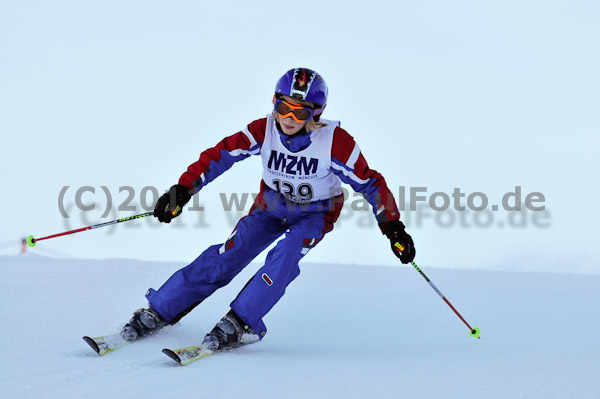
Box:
[145,190,344,338]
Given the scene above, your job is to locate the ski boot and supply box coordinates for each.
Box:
[121,307,167,341]
[202,310,256,351]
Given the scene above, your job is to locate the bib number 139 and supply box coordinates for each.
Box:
[273,179,313,202]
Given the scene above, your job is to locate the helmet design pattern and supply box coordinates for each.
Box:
[274,68,328,109]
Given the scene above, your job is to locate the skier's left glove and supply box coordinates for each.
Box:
[154,184,193,223]
[379,220,415,264]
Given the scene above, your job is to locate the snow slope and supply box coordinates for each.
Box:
[1,255,598,399]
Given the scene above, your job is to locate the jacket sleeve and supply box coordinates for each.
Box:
[330,126,400,224]
[179,118,266,192]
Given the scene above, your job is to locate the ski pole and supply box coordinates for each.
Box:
[26,212,154,247]
[394,242,481,339]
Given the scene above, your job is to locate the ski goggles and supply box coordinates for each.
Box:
[272,96,324,123]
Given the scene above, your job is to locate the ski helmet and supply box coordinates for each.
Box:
[274,68,328,110]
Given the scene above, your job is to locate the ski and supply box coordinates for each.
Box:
[83,333,129,356]
[162,345,216,366]
[162,334,260,366]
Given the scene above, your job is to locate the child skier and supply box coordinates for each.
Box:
[121,68,416,350]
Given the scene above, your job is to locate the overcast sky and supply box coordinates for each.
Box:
[1,0,598,273]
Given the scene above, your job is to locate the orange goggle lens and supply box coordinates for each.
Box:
[273,98,322,123]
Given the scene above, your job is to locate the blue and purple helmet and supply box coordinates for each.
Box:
[274,68,328,112]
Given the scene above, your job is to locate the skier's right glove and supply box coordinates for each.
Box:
[154,184,193,223]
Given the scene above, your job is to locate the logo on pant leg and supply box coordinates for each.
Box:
[219,229,238,254]
[262,273,273,286]
[301,238,320,255]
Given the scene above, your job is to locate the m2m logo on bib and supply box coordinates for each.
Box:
[267,150,318,176]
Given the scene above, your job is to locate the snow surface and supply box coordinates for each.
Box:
[1,254,598,399]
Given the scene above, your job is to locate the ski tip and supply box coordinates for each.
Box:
[162,348,183,365]
[83,336,101,355]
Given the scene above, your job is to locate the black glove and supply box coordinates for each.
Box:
[154,184,193,223]
[379,220,415,264]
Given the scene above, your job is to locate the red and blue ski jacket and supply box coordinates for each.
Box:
[178,118,400,224]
